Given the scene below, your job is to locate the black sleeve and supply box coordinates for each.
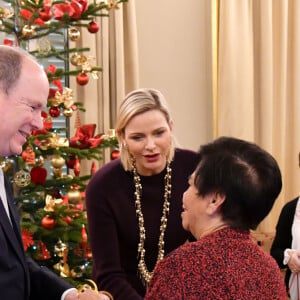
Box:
[270,199,296,269]
[27,255,73,300]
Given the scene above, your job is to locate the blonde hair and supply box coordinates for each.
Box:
[115,88,175,171]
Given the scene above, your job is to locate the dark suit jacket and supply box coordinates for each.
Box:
[270,197,298,291]
[0,175,72,300]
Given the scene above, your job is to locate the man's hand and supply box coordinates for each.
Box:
[79,289,111,300]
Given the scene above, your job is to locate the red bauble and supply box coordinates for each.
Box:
[43,116,53,130]
[49,106,60,117]
[91,161,97,174]
[62,216,72,225]
[66,154,76,169]
[74,157,80,176]
[88,21,99,33]
[76,73,89,86]
[41,216,55,229]
[111,149,120,160]
[30,166,47,184]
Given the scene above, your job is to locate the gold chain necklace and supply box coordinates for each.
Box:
[132,161,172,286]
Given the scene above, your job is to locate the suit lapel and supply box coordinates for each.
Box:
[0,196,26,263]
[2,175,31,298]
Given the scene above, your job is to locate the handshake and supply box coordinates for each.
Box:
[65,281,113,300]
[66,289,112,300]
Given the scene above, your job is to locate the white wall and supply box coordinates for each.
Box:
[135,0,213,151]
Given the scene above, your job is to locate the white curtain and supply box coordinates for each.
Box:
[215,0,300,232]
[69,0,138,170]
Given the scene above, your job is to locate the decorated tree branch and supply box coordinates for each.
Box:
[0,0,124,287]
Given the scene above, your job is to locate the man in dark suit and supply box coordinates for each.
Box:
[0,46,110,300]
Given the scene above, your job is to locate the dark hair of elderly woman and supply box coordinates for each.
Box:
[145,136,286,300]
[195,136,282,230]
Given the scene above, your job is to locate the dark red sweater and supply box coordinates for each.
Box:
[86,148,200,299]
[145,227,287,300]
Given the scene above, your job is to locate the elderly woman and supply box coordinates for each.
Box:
[145,137,286,300]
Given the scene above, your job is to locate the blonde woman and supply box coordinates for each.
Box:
[86,88,200,299]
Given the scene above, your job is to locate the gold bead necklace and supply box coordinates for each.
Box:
[132,161,172,286]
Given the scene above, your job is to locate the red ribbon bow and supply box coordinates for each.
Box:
[53,0,88,20]
[69,124,102,149]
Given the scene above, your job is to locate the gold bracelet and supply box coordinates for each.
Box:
[99,290,114,300]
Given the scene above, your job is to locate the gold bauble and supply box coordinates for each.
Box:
[37,37,51,55]
[70,53,80,66]
[14,170,31,187]
[70,53,88,66]
[78,55,88,65]
[67,187,82,202]
[68,27,80,41]
[63,108,73,117]
[0,158,12,172]
[22,25,35,38]
[52,167,62,178]
[51,155,65,168]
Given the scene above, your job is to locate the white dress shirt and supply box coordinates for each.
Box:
[0,168,11,221]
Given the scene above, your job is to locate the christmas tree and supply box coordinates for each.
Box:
[0,0,125,287]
